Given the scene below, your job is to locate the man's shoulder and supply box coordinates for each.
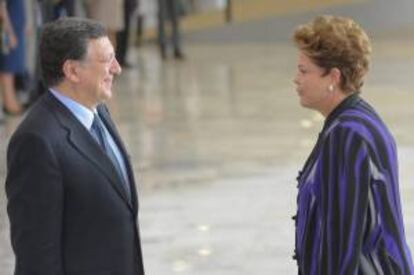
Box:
[12,94,63,139]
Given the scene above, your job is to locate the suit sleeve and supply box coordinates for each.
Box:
[318,126,370,274]
[5,133,64,275]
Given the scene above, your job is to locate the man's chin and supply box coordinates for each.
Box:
[101,91,113,101]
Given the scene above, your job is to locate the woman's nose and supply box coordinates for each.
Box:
[293,74,299,85]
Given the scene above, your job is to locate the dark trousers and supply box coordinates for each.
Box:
[157,0,182,55]
[116,0,138,65]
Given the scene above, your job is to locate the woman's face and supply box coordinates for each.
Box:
[293,51,332,112]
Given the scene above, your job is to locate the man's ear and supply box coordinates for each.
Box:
[62,60,82,83]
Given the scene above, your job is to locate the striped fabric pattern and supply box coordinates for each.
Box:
[294,93,414,274]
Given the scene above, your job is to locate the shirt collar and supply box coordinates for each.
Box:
[50,89,96,130]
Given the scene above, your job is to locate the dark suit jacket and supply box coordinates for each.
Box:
[6,92,145,275]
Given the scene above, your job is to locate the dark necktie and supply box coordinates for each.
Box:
[90,113,131,200]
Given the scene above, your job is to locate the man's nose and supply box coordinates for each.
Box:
[111,58,122,75]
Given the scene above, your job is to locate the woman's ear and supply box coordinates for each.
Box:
[329,67,342,86]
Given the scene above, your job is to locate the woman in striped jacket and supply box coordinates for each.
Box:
[292,15,413,274]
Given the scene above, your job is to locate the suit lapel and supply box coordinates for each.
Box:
[44,94,134,211]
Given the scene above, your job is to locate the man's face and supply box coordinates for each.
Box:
[77,37,122,107]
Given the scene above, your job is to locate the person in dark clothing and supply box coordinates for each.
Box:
[58,0,75,17]
[292,15,413,274]
[116,0,138,67]
[157,0,184,60]
[39,0,75,20]
[0,0,17,51]
[6,17,145,275]
[26,0,75,107]
[0,0,26,115]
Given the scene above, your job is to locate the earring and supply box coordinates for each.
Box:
[328,84,334,92]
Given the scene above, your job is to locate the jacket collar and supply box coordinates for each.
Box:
[322,92,361,133]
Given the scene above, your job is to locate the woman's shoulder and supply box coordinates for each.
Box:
[339,100,388,131]
[326,103,394,147]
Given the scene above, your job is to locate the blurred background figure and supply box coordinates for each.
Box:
[37,0,75,21]
[116,0,139,68]
[26,0,76,108]
[157,0,185,60]
[0,0,16,121]
[54,0,75,17]
[0,0,17,53]
[84,0,124,49]
[0,0,26,116]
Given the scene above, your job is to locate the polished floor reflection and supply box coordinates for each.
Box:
[2,12,414,275]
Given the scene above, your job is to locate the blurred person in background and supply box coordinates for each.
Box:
[116,0,138,68]
[84,0,124,49]
[36,0,75,25]
[0,0,16,120]
[26,0,77,107]
[292,15,413,274]
[0,0,27,115]
[157,0,185,60]
[0,0,17,51]
[54,0,75,17]
[0,0,14,121]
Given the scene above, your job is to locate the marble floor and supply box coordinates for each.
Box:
[2,2,414,274]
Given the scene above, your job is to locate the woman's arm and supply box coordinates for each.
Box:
[318,126,370,274]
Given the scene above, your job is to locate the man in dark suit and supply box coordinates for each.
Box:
[5,17,145,275]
